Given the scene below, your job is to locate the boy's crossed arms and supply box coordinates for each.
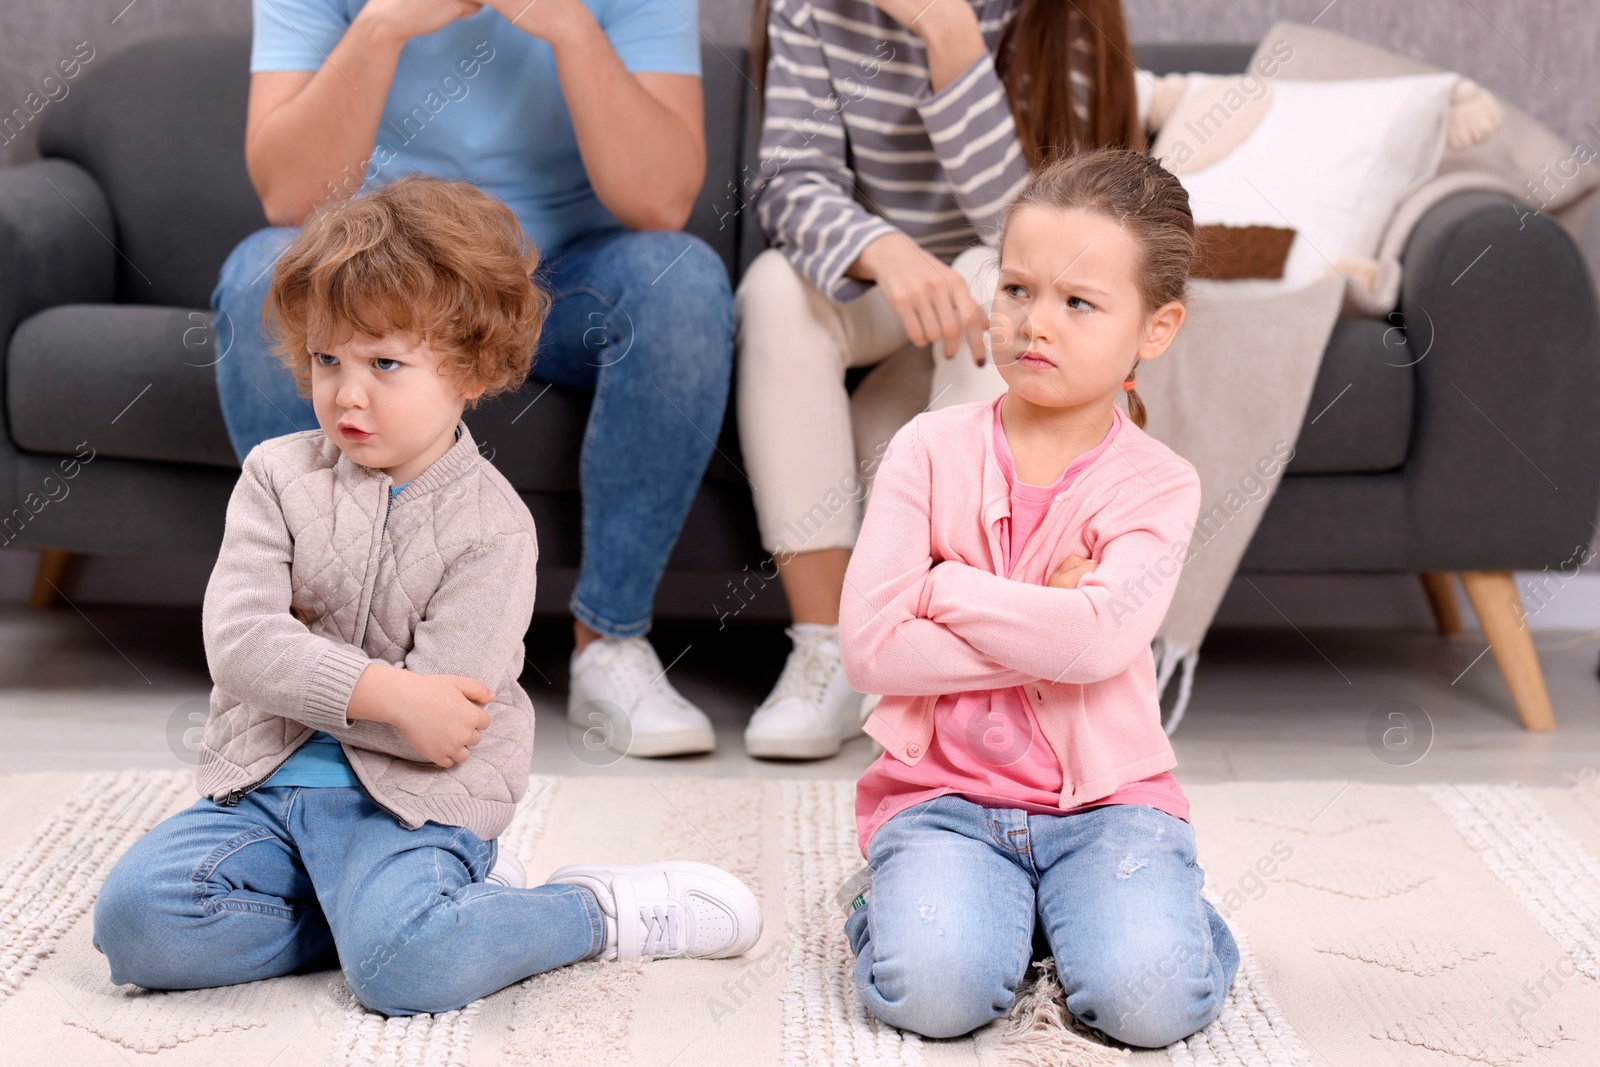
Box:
[203,445,538,771]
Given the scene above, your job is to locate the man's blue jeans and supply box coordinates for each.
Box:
[210,224,734,637]
[91,785,604,1016]
[846,795,1239,1046]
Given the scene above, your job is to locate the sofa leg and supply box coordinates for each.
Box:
[30,549,73,608]
[1458,570,1556,732]
[1419,572,1463,634]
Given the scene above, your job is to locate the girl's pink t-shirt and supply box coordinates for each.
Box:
[855,398,1190,850]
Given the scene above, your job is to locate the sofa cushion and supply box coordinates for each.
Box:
[4,302,598,490]
[8,298,1411,480]
[7,301,744,493]
[8,304,236,468]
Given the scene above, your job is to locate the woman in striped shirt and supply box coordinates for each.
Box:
[736,0,1155,759]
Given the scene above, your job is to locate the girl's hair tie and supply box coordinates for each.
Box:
[1122,378,1137,392]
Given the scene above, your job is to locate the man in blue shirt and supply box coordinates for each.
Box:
[211,0,732,758]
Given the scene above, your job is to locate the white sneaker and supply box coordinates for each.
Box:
[546,861,762,962]
[568,636,715,758]
[745,625,867,760]
[486,848,525,888]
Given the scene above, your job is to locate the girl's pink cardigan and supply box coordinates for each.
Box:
[840,399,1203,810]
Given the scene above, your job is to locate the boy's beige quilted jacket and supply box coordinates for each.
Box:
[198,420,538,841]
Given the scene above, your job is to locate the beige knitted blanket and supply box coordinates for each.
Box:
[4,768,1600,1065]
[1140,22,1600,727]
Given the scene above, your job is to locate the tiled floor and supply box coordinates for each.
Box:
[3,604,1599,786]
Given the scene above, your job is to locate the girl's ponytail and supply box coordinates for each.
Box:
[1124,369,1148,430]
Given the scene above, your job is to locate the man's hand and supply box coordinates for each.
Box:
[476,0,590,45]
[1047,554,1097,590]
[850,233,988,363]
[361,0,486,45]
[348,661,493,768]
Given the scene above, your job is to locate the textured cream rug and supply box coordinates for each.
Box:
[2,769,1599,1066]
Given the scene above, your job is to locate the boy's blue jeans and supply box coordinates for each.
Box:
[91,785,603,1016]
[209,224,734,638]
[846,795,1239,1047]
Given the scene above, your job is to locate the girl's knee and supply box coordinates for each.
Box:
[1066,953,1229,1048]
[861,949,1020,1039]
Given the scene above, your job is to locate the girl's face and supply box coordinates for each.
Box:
[990,205,1185,412]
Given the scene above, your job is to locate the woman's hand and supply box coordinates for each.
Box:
[348,662,493,768]
[849,233,989,362]
[1047,554,1098,590]
[867,0,985,93]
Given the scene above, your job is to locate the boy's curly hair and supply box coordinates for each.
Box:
[263,174,549,408]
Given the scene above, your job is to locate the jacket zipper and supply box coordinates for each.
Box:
[342,748,413,825]
[340,487,412,825]
[353,491,393,650]
[224,487,398,813]
[219,725,411,825]
[219,740,413,826]
[218,743,302,806]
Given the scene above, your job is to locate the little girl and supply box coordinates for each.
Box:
[838,147,1238,1047]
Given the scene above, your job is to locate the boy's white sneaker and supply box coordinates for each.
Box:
[567,636,715,758]
[745,625,867,760]
[546,861,762,962]
[486,848,526,888]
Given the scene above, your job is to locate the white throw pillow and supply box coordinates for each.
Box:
[1151,72,1458,291]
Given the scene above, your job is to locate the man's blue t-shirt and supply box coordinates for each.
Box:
[250,0,700,256]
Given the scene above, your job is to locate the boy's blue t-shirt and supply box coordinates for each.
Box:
[249,0,700,256]
[267,477,415,788]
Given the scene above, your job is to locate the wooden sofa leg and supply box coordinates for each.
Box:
[1458,570,1556,732]
[30,549,73,608]
[1420,572,1463,634]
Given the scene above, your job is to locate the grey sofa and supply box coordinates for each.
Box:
[2,34,1597,730]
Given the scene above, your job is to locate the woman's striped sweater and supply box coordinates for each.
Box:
[752,0,1093,303]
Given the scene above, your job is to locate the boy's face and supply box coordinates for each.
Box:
[308,327,484,486]
[990,206,1184,411]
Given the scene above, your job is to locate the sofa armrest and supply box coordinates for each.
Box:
[0,159,116,353]
[1398,189,1600,570]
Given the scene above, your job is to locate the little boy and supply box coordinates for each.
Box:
[92,175,761,1016]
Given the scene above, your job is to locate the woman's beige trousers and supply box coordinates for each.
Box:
[734,244,1008,558]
